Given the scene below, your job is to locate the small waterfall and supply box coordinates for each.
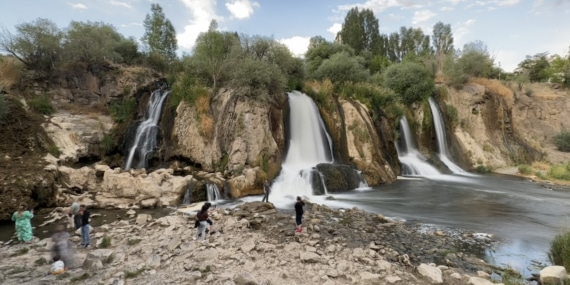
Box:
[181,186,191,205]
[396,117,441,176]
[356,170,370,189]
[207,183,221,202]
[125,88,170,170]
[270,91,333,200]
[428,97,468,174]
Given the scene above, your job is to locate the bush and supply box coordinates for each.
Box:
[170,73,207,108]
[110,97,136,123]
[313,52,369,84]
[100,236,111,248]
[474,165,491,173]
[518,164,532,175]
[230,57,286,100]
[548,163,570,181]
[28,96,55,115]
[554,131,570,152]
[549,230,570,271]
[302,80,335,112]
[383,62,434,106]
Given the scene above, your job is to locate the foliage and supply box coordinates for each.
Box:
[302,80,335,111]
[0,94,8,124]
[517,52,551,82]
[109,97,136,123]
[432,22,454,72]
[100,235,111,248]
[193,20,239,90]
[385,26,431,63]
[338,7,383,55]
[0,18,63,72]
[474,165,491,173]
[141,3,177,64]
[548,162,570,181]
[383,62,434,106]
[554,131,570,152]
[170,73,209,108]
[548,54,570,87]
[518,164,532,175]
[305,41,355,77]
[549,230,570,271]
[229,57,286,100]
[28,95,55,115]
[314,52,369,83]
[63,21,126,64]
[457,40,494,77]
[0,56,23,88]
[444,104,458,129]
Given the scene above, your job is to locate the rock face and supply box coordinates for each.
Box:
[316,163,363,193]
[540,266,568,285]
[170,89,287,197]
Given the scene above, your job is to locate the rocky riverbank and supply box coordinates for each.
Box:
[0,201,564,285]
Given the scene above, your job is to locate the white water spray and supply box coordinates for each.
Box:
[125,89,170,170]
[428,97,468,175]
[270,91,333,202]
[396,117,442,176]
[207,183,222,202]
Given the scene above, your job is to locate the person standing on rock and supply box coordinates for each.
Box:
[11,205,34,243]
[295,196,305,233]
[262,180,271,203]
[78,205,90,248]
[194,204,209,243]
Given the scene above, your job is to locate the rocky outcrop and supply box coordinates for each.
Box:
[170,89,287,197]
[316,163,362,193]
[0,201,510,285]
[43,112,114,164]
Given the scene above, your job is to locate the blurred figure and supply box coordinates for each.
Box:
[51,224,74,269]
[11,205,34,243]
[262,180,271,203]
[295,197,305,233]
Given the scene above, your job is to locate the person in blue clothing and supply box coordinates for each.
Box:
[294,196,305,233]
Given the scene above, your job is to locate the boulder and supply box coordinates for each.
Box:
[467,277,497,285]
[417,263,443,284]
[316,163,363,193]
[540,266,568,285]
[300,251,322,263]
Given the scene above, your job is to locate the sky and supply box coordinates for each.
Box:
[1,0,569,72]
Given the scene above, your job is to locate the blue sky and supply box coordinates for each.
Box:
[1,0,569,72]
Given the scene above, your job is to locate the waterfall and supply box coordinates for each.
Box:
[207,183,221,202]
[396,117,442,176]
[125,89,170,170]
[270,91,333,200]
[356,170,370,189]
[181,186,191,205]
[428,97,468,174]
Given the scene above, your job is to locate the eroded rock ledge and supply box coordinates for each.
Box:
[0,201,534,285]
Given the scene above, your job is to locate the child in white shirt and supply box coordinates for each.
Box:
[49,255,65,275]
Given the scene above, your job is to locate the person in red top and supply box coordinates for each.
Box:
[194,204,209,242]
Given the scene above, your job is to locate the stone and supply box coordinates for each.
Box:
[240,239,256,253]
[476,270,490,278]
[417,263,443,284]
[359,271,381,284]
[450,272,462,280]
[126,209,136,216]
[467,277,496,285]
[136,214,152,225]
[87,249,114,261]
[83,258,103,271]
[233,272,258,285]
[540,266,568,285]
[146,253,161,269]
[167,238,181,251]
[243,260,256,272]
[385,275,402,284]
[300,251,322,263]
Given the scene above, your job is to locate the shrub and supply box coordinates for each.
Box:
[548,163,570,181]
[313,52,369,84]
[445,104,458,129]
[100,235,111,248]
[517,164,532,175]
[474,165,491,173]
[0,94,8,124]
[302,80,335,112]
[554,131,570,152]
[549,230,570,271]
[170,73,207,108]
[28,96,55,115]
[110,97,136,123]
[383,62,434,106]
[0,56,23,88]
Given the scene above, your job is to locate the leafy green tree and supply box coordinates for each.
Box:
[385,27,431,62]
[548,53,570,87]
[457,40,494,77]
[0,18,62,72]
[63,21,125,64]
[229,57,286,99]
[338,7,383,55]
[314,52,369,83]
[517,52,551,82]
[193,20,239,90]
[141,3,177,64]
[305,42,354,78]
[308,36,327,50]
[115,37,141,65]
[383,62,434,106]
[432,22,454,72]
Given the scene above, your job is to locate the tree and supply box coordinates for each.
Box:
[308,36,327,50]
[63,21,125,64]
[338,7,382,55]
[432,22,454,72]
[314,52,369,83]
[0,18,62,72]
[458,40,494,77]
[548,54,570,87]
[193,20,238,90]
[385,27,431,62]
[383,62,434,106]
[305,42,354,78]
[141,3,177,64]
[517,52,551,82]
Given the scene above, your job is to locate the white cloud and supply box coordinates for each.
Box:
[279,36,310,57]
[412,10,436,25]
[453,19,476,47]
[440,6,454,11]
[177,0,222,50]
[69,2,88,10]
[225,0,260,19]
[497,0,520,6]
[110,0,132,9]
[465,19,476,26]
[327,23,342,36]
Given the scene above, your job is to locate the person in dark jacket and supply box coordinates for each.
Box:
[78,205,90,248]
[261,180,271,203]
[294,196,305,233]
[194,204,209,242]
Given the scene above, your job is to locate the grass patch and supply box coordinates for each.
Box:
[532,161,550,171]
[500,268,524,285]
[100,236,112,248]
[549,230,570,272]
[517,164,532,175]
[470,78,514,105]
[125,268,146,279]
[34,257,48,266]
[110,97,136,123]
[339,216,353,226]
[302,80,335,112]
[28,96,55,115]
[548,162,570,181]
[127,238,142,246]
[10,247,29,256]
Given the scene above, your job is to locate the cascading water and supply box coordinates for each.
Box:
[207,183,221,202]
[181,187,191,205]
[396,117,441,176]
[428,97,468,175]
[270,91,333,200]
[125,88,170,170]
